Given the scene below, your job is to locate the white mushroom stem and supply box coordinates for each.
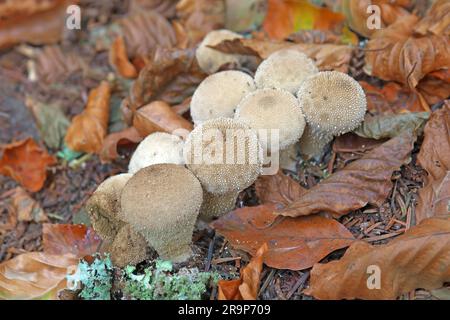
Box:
[298,125,333,159]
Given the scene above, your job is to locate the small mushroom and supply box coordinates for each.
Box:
[86,173,132,242]
[234,88,306,152]
[120,164,203,262]
[195,29,245,74]
[110,224,148,268]
[297,71,367,158]
[190,70,256,125]
[198,190,239,221]
[184,117,263,195]
[128,132,184,174]
[254,49,318,94]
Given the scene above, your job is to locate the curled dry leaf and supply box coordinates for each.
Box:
[109,36,138,79]
[129,0,178,18]
[65,81,111,153]
[277,132,415,218]
[211,204,355,270]
[305,217,450,300]
[42,224,102,257]
[255,171,306,207]
[365,15,450,91]
[354,112,430,140]
[132,101,193,138]
[99,126,142,162]
[413,0,450,36]
[217,243,267,300]
[0,138,56,192]
[0,0,75,49]
[333,133,383,154]
[416,103,450,222]
[211,38,352,73]
[10,187,48,223]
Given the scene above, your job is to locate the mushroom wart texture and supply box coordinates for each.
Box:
[195,29,245,74]
[235,88,306,152]
[190,70,256,125]
[199,190,239,221]
[128,132,184,174]
[255,49,318,94]
[120,164,203,263]
[184,118,263,195]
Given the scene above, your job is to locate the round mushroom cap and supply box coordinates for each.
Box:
[110,224,148,268]
[184,118,263,194]
[198,190,238,221]
[254,49,318,94]
[190,70,256,125]
[86,173,132,242]
[120,164,203,262]
[195,29,243,74]
[297,71,367,136]
[235,88,306,151]
[128,132,184,174]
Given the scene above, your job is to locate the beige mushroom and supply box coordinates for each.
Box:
[110,225,148,268]
[198,190,239,221]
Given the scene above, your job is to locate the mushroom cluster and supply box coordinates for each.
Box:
[87,30,367,266]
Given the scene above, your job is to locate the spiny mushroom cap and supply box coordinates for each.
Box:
[128,132,184,174]
[198,190,238,221]
[195,29,244,74]
[184,118,263,195]
[86,173,132,242]
[190,70,256,125]
[235,88,306,151]
[297,71,367,136]
[254,49,318,94]
[110,224,148,268]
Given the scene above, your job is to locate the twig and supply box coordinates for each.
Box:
[205,233,215,272]
[363,230,404,242]
[212,256,241,265]
[259,269,276,297]
[285,271,310,300]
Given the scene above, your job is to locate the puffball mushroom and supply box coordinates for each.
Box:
[128,132,184,174]
[184,117,263,195]
[86,173,132,242]
[198,190,239,221]
[195,29,245,74]
[235,88,306,152]
[297,71,367,157]
[110,224,148,268]
[190,70,256,125]
[254,49,318,94]
[120,164,203,263]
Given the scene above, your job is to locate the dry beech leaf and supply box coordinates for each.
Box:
[416,103,450,222]
[365,15,450,91]
[0,0,76,49]
[0,252,78,300]
[100,127,143,163]
[133,101,193,138]
[10,187,48,223]
[277,132,415,218]
[211,204,355,270]
[287,30,342,44]
[217,243,267,300]
[42,224,102,256]
[417,69,450,107]
[211,38,352,73]
[65,81,111,153]
[116,10,177,60]
[255,171,306,207]
[333,133,384,154]
[305,217,450,300]
[413,0,450,36]
[0,138,56,192]
[109,36,138,79]
[129,0,178,18]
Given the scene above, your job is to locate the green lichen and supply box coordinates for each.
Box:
[66,255,113,300]
[123,260,220,300]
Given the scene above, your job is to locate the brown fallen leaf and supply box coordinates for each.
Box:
[276,132,415,218]
[99,127,143,163]
[129,0,178,18]
[132,101,193,138]
[211,38,353,73]
[42,224,102,257]
[413,0,450,36]
[10,187,48,223]
[217,243,267,300]
[0,0,76,49]
[0,138,56,192]
[417,69,450,108]
[365,15,450,91]
[65,81,111,153]
[211,204,355,270]
[305,217,450,300]
[416,103,450,222]
[255,171,306,207]
[333,133,384,154]
[109,36,138,79]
